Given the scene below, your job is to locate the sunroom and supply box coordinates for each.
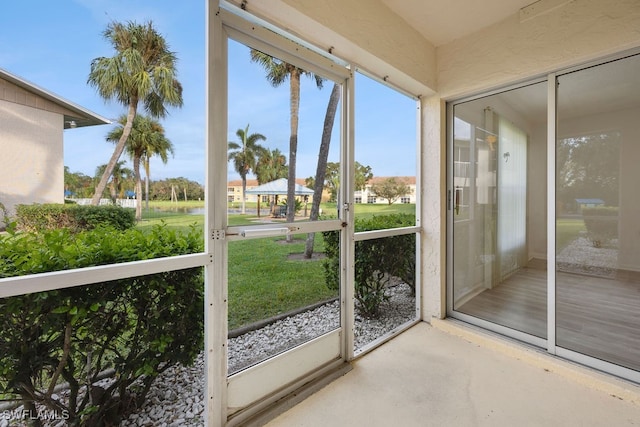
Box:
[2,0,640,426]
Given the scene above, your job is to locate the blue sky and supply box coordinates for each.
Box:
[1,1,416,186]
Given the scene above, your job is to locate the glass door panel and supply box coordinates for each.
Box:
[227,36,344,372]
[451,82,547,338]
[225,30,347,415]
[556,54,640,371]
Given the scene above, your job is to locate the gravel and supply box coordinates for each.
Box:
[557,236,618,278]
[4,283,416,427]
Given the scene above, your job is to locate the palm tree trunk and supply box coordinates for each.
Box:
[133,155,143,221]
[305,83,340,258]
[286,69,301,242]
[241,176,247,215]
[144,157,151,211]
[91,101,138,205]
[109,180,117,204]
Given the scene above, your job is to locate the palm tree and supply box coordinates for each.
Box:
[142,136,173,211]
[106,114,174,220]
[255,148,288,216]
[255,148,288,184]
[305,82,341,258]
[88,20,183,206]
[250,49,324,232]
[228,124,267,214]
[95,161,133,204]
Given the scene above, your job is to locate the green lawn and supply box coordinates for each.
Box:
[556,217,585,251]
[134,201,415,329]
[227,235,335,330]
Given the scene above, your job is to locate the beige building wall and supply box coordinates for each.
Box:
[437,0,640,99]
[0,100,64,220]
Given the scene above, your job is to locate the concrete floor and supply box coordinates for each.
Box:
[266,320,640,427]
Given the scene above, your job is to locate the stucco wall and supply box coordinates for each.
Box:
[0,100,64,221]
[437,0,640,99]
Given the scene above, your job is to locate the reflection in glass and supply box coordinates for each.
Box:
[556,54,640,371]
[353,234,417,351]
[452,82,547,338]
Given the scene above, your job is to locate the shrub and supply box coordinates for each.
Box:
[323,213,416,317]
[280,197,303,214]
[582,207,618,247]
[0,224,204,426]
[15,203,136,233]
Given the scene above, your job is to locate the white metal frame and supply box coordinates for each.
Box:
[546,73,557,355]
[216,2,353,424]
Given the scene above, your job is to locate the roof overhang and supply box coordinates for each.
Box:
[245,178,314,195]
[0,67,111,129]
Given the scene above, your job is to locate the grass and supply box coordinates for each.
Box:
[227,235,335,330]
[556,217,585,251]
[132,200,415,329]
[353,202,415,219]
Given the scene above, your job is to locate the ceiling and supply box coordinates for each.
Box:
[380,0,536,46]
[377,1,640,122]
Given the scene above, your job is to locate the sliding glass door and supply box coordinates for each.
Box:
[450,52,640,381]
[556,54,640,372]
[450,82,548,340]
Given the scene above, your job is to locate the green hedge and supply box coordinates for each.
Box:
[0,224,203,425]
[582,207,618,247]
[15,203,136,233]
[323,213,416,317]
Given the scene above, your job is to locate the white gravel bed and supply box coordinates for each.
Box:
[123,282,416,427]
[557,236,618,278]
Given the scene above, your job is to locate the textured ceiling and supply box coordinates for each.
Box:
[380,0,536,46]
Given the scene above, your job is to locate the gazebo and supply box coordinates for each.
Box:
[245,178,314,218]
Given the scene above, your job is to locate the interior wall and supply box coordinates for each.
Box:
[437,0,640,99]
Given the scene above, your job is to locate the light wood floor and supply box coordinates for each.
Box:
[458,259,640,372]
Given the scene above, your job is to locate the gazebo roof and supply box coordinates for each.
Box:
[245,178,314,195]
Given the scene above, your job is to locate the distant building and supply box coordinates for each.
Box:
[357,176,416,204]
[227,178,328,205]
[576,198,605,211]
[228,176,416,206]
